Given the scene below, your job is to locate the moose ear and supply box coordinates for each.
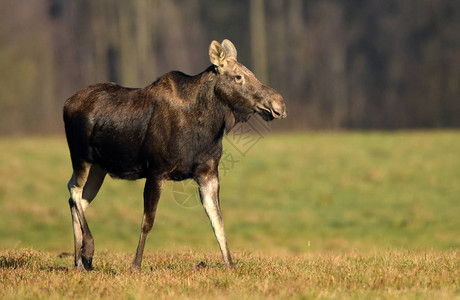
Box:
[222,39,237,60]
[209,40,227,69]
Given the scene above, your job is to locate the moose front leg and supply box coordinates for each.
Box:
[197,173,233,268]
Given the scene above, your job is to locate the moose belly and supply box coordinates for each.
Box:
[90,138,148,180]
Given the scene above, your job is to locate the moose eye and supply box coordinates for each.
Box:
[235,75,243,83]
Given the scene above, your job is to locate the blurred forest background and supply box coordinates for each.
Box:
[0,0,459,134]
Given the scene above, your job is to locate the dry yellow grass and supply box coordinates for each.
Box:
[0,248,459,299]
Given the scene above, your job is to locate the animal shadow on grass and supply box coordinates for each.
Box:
[144,259,236,272]
[196,261,208,269]
[45,252,72,272]
[194,260,241,271]
[0,255,30,269]
[0,251,69,272]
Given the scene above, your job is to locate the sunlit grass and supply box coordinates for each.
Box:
[0,248,458,299]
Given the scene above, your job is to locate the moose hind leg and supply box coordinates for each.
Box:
[68,192,84,270]
[68,163,102,270]
[79,165,106,269]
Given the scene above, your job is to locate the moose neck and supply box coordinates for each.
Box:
[192,67,235,139]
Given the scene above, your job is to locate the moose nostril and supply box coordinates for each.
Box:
[270,101,286,118]
[272,109,281,116]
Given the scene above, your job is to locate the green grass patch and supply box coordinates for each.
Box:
[0,131,459,253]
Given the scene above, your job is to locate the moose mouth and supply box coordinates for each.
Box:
[256,105,283,121]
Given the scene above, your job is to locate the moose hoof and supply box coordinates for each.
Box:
[129,263,141,273]
[81,256,93,271]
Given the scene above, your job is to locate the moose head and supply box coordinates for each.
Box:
[209,39,287,123]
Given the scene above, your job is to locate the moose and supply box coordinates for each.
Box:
[63,39,287,271]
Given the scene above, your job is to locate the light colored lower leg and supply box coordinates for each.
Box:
[69,201,84,268]
[67,164,92,269]
[199,176,233,267]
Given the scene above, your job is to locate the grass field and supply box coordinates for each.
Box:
[0,131,459,298]
[1,249,458,299]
